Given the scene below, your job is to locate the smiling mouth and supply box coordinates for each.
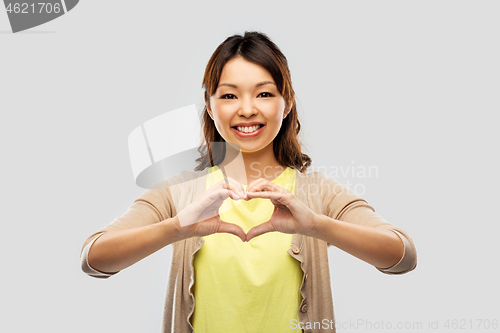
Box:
[232,124,265,133]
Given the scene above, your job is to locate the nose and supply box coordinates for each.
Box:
[237,95,257,118]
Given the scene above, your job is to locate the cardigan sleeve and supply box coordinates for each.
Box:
[319,173,417,275]
[80,182,175,279]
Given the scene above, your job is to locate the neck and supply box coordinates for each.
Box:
[218,142,286,186]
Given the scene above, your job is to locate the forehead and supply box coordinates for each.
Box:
[219,57,274,84]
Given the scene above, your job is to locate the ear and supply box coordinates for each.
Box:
[203,90,214,120]
[283,104,292,119]
[207,107,213,120]
[206,100,214,120]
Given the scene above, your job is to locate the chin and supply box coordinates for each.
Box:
[238,144,264,152]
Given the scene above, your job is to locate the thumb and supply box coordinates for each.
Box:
[216,220,247,242]
[246,222,276,242]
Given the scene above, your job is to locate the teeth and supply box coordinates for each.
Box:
[236,125,261,133]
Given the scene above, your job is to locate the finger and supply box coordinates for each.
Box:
[225,177,246,197]
[213,177,245,198]
[246,178,268,193]
[211,178,230,190]
[202,187,239,207]
[245,190,290,204]
[246,221,276,242]
[212,178,244,199]
[221,186,246,201]
[216,221,247,242]
[247,180,287,195]
[212,177,243,194]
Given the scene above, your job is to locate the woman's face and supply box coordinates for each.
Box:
[207,56,290,154]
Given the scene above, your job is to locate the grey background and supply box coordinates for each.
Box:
[1,1,498,332]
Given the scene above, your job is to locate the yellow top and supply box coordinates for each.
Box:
[191,165,303,332]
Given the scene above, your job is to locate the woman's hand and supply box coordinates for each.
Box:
[175,177,247,242]
[244,178,321,241]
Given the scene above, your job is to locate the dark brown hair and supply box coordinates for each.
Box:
[195,31,312,173]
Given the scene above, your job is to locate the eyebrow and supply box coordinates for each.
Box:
[217,81,276,89]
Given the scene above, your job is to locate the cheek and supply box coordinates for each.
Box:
[211,109,231,131]
[212,117,225,133]
[270,100,286,120]
[272,97,286,110]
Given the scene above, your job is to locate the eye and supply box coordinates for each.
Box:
[220,94,236,99]
[259,92,274,98]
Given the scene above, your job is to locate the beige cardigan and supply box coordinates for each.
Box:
[80,168,417,333]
